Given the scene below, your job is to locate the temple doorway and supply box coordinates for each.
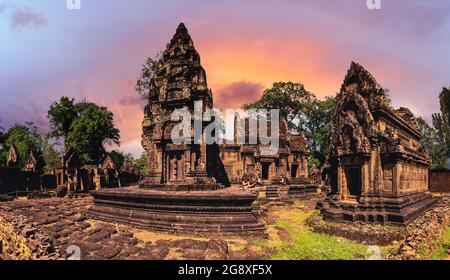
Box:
[262,162,270,180]
[291,164,298,178]
[345,166,362,199]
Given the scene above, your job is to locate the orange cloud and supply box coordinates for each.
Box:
[198,34,341,101]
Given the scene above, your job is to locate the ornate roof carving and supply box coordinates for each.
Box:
[6,144,18,167]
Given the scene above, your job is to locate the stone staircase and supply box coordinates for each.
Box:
[265,185,280,200]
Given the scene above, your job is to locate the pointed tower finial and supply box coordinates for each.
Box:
[177,22,187,31]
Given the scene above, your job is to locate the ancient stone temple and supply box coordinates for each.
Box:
[215,117,314,201]
[319,62,437,225]
[88,23,265,236]
[216,118,310,185]
[6,145,18,167]
[25,151,38,172]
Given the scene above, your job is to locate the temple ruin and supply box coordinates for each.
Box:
[318,62,437,225]
[88,23,268,236]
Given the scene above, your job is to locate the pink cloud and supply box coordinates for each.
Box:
[119,95,147,107]
[213,81,265,109]
[10,7,47,31]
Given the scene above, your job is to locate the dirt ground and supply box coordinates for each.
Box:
[1,196,449,260]
[0,196,275,260]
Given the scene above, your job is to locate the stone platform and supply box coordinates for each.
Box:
[87,186,266,237]
[317,191,438,225]
[288,184,320,198]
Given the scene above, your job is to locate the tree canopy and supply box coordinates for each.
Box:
[418,87,450,170]
[135,52,163,97]
[48,97,120,165]
[107,150,134,169]
[0,122,42,169]
[243,82,336,167]
[134,152,148,177]
[40,135,63,174]
[243,82,315,127]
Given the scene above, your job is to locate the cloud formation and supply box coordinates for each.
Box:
[1,0,449,156]
[213,81,265,109]
[119,95,147,107]
[10,7,47,31]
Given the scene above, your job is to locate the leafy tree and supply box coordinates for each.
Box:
[134,152,148,177]
[40,135,63,174]
[48,97,120,165]
[108,150,125,168]
[0,122,42,170]
[301,97,336,167]
[417,87,450,170]
[65,103,120,165]
[429,87,450,169]
[135,52,163,97]
[416,117,446,169]
[243,82,336,167]
[243,82,314,127]
[438,87,450,146]
[48,97,78,138]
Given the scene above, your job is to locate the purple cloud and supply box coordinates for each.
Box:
[10,7,47,31]
[214,81,265,109]
[119,95,147,107]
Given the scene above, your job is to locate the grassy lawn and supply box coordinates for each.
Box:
[421,227,450,260]
[252,203,394,260]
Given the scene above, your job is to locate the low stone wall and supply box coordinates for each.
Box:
[306,213,407,246]
[387,196,450,260]
[430,171,450,193]
[0,167,42,195]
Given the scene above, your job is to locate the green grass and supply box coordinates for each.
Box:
[253,239,270,248]
[253,205,375,260]
[421,227,450,260]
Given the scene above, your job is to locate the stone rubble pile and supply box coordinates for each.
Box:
[7,215,60,259]
[306,214,406,246]
[0,197,233,260]
[388,196,450,260]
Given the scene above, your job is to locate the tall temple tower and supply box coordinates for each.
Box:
[89,23,265,236]
[140,23,217,188]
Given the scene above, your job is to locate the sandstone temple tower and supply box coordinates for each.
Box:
[319,62,437,225]
[88,23,265,236]
[140,23,217,188]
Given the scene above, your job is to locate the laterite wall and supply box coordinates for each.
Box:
[429,170,450,193]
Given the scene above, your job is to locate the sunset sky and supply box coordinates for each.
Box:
[1,0,450,157]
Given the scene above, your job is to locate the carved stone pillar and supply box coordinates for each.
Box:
[143,142,163,185]
[303,157,309,179]
[392,161,400,195]
[337,162,344,200]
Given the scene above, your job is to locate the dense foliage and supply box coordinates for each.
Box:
[134,152,148,177]
[0,122,42,170]
[48,97,120,165]
[135,52,163,97]
[243,82,336,167]
[419,87,450,170]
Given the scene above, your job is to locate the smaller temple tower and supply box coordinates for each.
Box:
[6,145,18,167]
[319,62,437,225]
[25,151,37,172]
